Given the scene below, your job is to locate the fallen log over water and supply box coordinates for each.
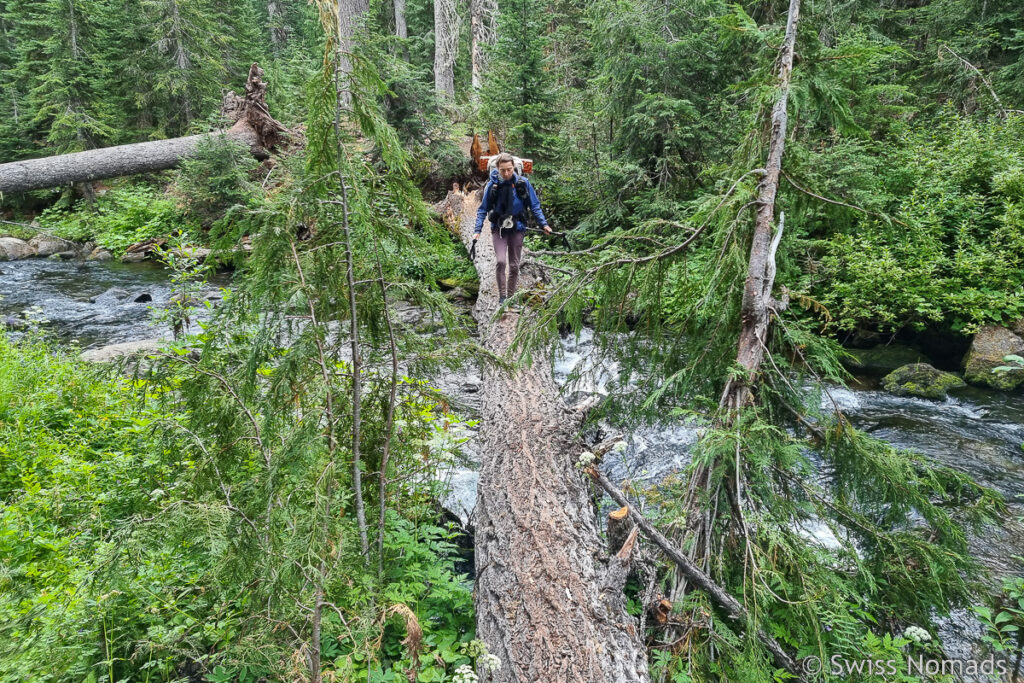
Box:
[450,189,651,682]
[0,63,285,195]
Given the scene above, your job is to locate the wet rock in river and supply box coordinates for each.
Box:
[963,325,1024,391]
[80,339,162,363]
[28,234,77,257]
[90,287,129,304]
[882,363,965,399]
[131,292,154,303]
[87,247,113,262]
[0,237,34,260]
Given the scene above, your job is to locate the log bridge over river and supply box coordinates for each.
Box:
[446,188,652,682]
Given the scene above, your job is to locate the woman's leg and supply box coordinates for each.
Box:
[491,228,509,298]
[506,230,525,296]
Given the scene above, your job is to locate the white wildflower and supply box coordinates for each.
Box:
[576,451,596,469]
[452,664,478,683]
[612,440,628,454]
[903,625,931,643]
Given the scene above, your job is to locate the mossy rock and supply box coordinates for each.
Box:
[963,325,1024,391]
[843,344,928,375]
[882,363,965,399]
[437,277,479,296]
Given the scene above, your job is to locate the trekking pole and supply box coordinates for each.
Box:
[468,239,477,261]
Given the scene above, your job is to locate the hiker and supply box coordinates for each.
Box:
[473,153,551,304]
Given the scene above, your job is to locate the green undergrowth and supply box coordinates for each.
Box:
[0,333,479,682]
[35,183,196,255]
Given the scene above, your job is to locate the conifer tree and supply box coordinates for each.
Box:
[5,0,120,157]
[480,0,558,160]
[136,0,234,133]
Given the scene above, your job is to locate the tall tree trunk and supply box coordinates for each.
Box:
[722,0,801,411]
[168,0,194,126]
[267,0,288,50]
[434,0,458,98]
[449,191,651,682]
[470,0,496,90]
[393,0,408,62]
[336,0,368,108]
[393,0,407,39]
[67,0,81,58]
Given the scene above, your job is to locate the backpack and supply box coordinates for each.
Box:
[485,173,537,229]
[486,154,526,176]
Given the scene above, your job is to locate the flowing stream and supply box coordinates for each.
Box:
[4,257,1023,678]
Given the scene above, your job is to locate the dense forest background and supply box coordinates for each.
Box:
[2,0,1024,680]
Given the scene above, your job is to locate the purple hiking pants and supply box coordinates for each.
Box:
[491,227,525,298]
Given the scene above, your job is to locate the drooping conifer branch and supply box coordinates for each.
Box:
[587,466,805,680]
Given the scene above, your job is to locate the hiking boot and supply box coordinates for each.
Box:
[498,295,507,305]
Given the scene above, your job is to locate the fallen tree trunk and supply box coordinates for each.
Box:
[723,0,800,411]
[0,126,260,194]
[451,190,650,682]
[0,63,285,195]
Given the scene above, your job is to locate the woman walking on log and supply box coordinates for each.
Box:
[472,153,551,303]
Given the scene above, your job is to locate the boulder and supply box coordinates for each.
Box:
[87,247,114,262]
[130,292,154,303]
[121,252,146,263]
[80,339,162,363]
[842,344,929,375]
[963,325,1024,391]
[882,363,966,399]
[90,287,129,304]
[1011,319,1024,339]
[0,237,35,260]
[28,233,77,257]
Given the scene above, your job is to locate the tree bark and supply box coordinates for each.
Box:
[0,127,257,194]
[722,0,800,411]
[336,0,369,108]
[267,0,288,50]
[433,0,458,98]
[469,0,496,90]
[0,64,284,194]
[449,190,650,682]
[394,0,408,40]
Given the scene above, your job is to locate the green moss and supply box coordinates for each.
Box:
[882,363,966,399]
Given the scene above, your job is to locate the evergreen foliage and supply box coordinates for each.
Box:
[479,0,560,161]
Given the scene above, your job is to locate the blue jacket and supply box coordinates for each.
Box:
[474,169,548,234]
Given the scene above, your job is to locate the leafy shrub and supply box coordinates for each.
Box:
[804,115,1024,333]
[39,183,193,254]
